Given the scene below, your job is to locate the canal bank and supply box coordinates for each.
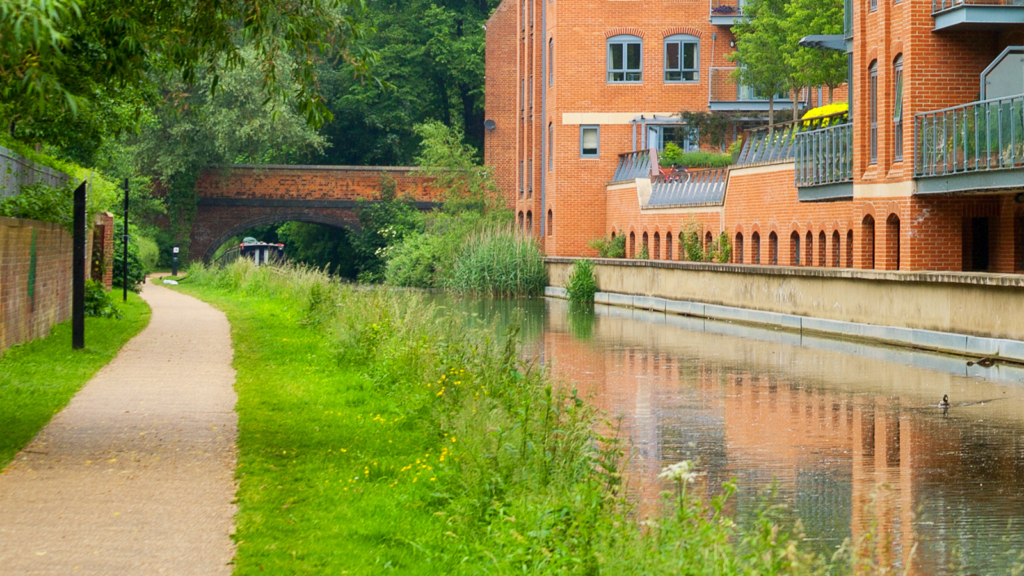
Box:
[545,257,1024,363]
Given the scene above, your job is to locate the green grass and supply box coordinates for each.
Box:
[0,293,151,468]
[174,261,975,576]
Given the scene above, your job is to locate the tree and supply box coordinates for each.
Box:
[785,0,848,103]
[414,121,500,212]
[315,0,497,166]
[728,0,793,127]
[1,0,376,146]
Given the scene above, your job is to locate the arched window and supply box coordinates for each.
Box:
[679,231,685,260]
[549,38,554,85]
[846,230,854,268]
[790,231,801,266]
[869,60,878,164]
[642,232,649,258]
[666,232,673,260]
[629,231,636,258]
[664,34,699,82]
[653,232,661,260]
[518,211,524,231]
[705,231,713,256]
[752,232,761,264]
[818,231,827,266]
[831,230,841,267]
[607,35,642,83]
[548,123,554,171]
[886,214,901,270]
[862,215,875,269]
[805,231,814,266]
[735,233,744,263]
[547,209,553,236]
[769,232,779,265]
[526,210,533,234]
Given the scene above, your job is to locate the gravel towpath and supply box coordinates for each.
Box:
[0,280,238,575]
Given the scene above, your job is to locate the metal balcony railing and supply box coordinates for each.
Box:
[648,168,728,207]
[613,149,657,181]
[915,93,1024,177]
[933,0,1024,13]
[794,122,853,187]
[735,112,848,166]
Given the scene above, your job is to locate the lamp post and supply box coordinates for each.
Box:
[72,181,87,349]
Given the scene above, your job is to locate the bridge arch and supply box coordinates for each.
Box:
[199,212,361,263]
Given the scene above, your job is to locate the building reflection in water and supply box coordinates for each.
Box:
[537,300,1024,576]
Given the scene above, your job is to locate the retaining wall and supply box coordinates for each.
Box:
[545,257,1024,360]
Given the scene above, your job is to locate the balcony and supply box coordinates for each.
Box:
[708,68,805,112]
[914,94,1024,194]
[647,168,728,208]
[612,150,656,182]
[710,0,744,25]
[932,0,1024,31]
[794,121,853,201]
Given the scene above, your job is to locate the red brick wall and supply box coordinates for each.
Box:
[0,217,74,353]
[196,166,436,202]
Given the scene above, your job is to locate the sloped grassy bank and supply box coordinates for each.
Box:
[180,261,906,575]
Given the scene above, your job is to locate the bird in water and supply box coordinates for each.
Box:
[939,394,951,408]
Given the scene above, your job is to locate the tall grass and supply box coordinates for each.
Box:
[564,258,597,304]
[447,225,547,297]
[171,260,996,575]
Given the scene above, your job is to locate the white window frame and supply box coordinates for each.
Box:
[607,35,643,83]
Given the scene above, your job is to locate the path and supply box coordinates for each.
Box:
[0,279,238,575]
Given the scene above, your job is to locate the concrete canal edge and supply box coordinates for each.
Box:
[544,258,1024,363]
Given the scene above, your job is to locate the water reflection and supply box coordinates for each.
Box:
[532,299,1024,575]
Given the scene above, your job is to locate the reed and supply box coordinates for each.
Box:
[447,225,547,297]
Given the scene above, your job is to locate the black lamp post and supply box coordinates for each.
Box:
[122,178,129,302]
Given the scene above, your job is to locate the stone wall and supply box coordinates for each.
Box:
[546,257,1024,342]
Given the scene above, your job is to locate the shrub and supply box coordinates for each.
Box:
[670,150,734,169]
[0,182,75,230]
[111,220,147,293]
[658,142,686,167]
[384,232,442,288]
[137,235,160,271]
[564,259,597,304]
[448,226,547,297]
[588,232,626,258]
[635,244,649,260]
[84,280,122,319]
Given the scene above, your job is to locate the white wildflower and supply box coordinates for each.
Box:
[658,460,701,484]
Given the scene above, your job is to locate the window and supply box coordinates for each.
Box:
[666,233,673,260]
[529,76,533,109]
[893,55,904,162]
[519,160,524,198]
[529,0,533,27]
[869,61,878,164]
[607,35,642,83]
[752,232,761,264]
[549,39,554,85]
[528,159,533,197]
[664,35,699,82]
[871,0,877,11]
[580,125,599,157]
[736,233,744,263]
[520,78,525,111]
[648,125,699,152]
[527,211,533,234]
[547,209,553,236]
[548,123,554,170]
[522,1,526,31]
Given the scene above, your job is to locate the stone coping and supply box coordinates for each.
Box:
[0,216,66,231]
[543,286,1024,364]
[545,256,1024,288]
[209,164,422,172]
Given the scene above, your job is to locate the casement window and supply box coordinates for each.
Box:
[664,34,699,82]
[580,125,599,157]
[607,35,642,83]
[548,123,554,170]
[869,61,878,164]
[870,0,877,11]
[548,39,554,85]
[893,55,904,161]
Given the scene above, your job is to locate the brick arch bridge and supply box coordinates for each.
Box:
[190,165,438,261]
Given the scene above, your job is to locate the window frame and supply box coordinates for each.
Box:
[580,125,600,158]
[893,55,904,162]
[607,35,643,84]
[663,34,700,83]
[869,60,878,164]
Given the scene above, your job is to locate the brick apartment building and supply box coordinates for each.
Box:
[484,0,1024,273]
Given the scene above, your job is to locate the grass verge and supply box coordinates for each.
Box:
[176,261,979,575]
[0,292,151,468]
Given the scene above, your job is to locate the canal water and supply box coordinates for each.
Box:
[452,297,1024,575]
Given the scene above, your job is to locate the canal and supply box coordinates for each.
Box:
[455,296,1024,575]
